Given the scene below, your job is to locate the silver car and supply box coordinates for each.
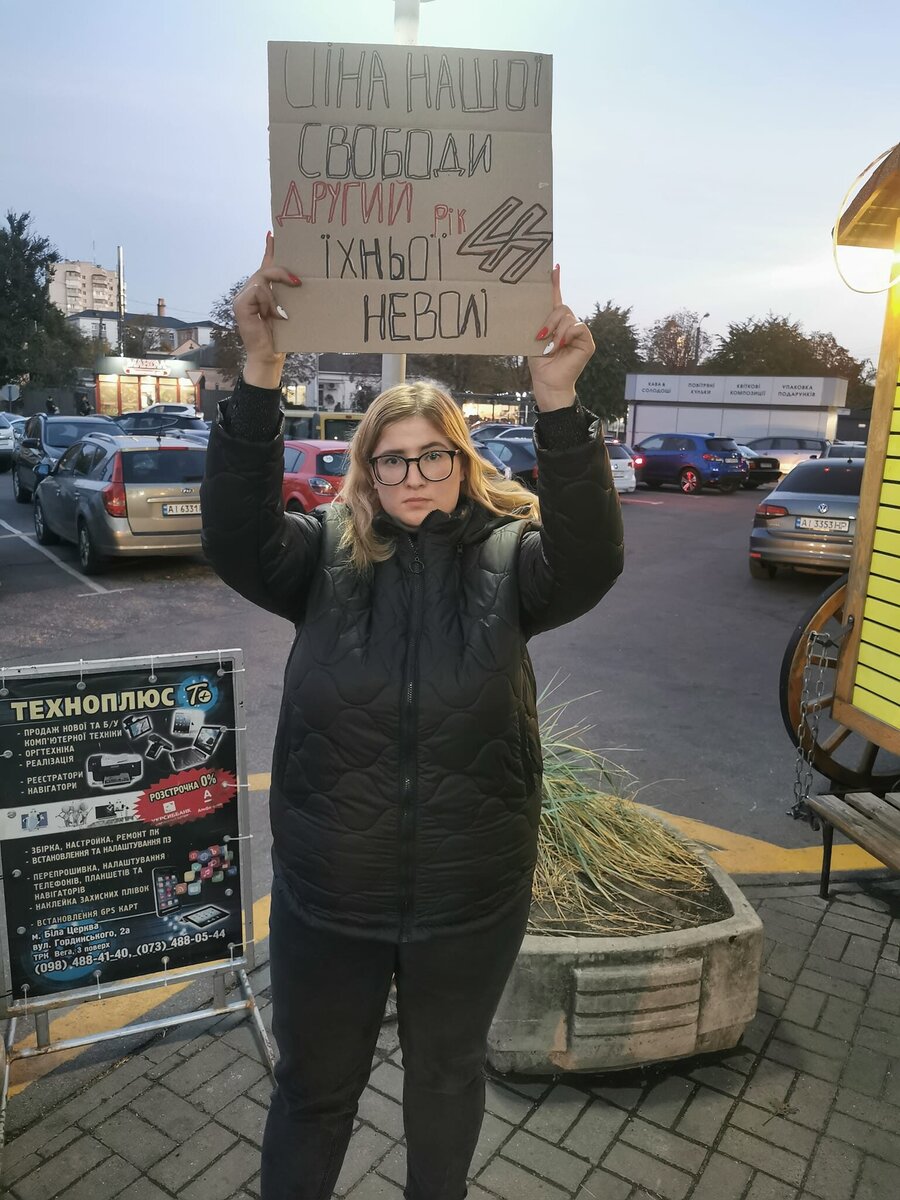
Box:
[748,458,863,580]
[33,431,206,574]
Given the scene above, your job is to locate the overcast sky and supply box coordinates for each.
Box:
[3,0,898,365]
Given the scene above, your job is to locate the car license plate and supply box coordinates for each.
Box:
[725,456,739,463]
[795,516,850,533]
[162,502,201,516]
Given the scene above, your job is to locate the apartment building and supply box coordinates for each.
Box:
[49,260,121,316]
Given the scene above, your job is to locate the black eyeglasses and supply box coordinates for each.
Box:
[369,449,459,486]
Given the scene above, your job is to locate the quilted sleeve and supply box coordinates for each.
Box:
[517,427,624,637]
[201,419,324,623]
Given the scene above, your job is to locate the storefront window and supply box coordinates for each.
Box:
[97,375,119,416]
[158,378,178,405]
[178,379,197,406]
[139,379,157,408]
[119,378,139,413]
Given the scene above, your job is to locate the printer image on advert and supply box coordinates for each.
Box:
[85,753,144,790]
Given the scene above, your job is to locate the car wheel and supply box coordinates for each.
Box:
[742,480,760,490]
[749,559,776,580]
[33,498,59,545]
[286,500,305,514]
[679,468,702,495]
[77,520,105,575]
[718,479,739,495]
[12,466,31,504]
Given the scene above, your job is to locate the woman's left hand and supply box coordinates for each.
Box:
[528,265,595,411]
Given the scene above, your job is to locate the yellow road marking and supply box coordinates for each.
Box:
[7,776,883,1097]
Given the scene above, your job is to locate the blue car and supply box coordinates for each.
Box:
[634,433,748,495]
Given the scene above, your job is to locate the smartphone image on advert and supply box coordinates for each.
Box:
[152,867,181,915]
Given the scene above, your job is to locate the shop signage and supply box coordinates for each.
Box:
[0,652,247,1000]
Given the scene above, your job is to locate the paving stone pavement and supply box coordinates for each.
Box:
[3,877,900,1200]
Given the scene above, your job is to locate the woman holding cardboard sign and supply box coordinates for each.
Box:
[201,234,623,1200]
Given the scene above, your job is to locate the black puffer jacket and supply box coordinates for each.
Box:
[202,409,623,941]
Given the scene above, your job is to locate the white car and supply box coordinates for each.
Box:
[606,441,636,493]
[0,413,17,472]
[745,436,830,475]
[144,402,199,418]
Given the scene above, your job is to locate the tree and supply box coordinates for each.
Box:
[406,352,511,395]
[211,276,316,387]
[641,309,712,371]
[123,315,163,357]
[704,315,874,406]
[576,302,642,423]
[24,306,95,387]
[352,383,378,412]
[0,211,60,389]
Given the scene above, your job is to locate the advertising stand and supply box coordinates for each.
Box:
[0,650,273,1147]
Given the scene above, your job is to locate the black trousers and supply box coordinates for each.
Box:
[260,878,531,1200]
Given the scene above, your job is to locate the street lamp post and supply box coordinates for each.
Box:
[381,0,437,392]
[694,311,710,367]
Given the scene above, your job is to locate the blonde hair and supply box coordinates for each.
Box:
[336,382,539,570]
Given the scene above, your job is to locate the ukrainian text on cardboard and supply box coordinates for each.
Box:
[268,41,553,355]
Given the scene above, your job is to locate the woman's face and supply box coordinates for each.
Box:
[369,415,465,528]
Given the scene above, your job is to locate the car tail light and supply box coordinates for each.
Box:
[756,503,788,519]
[702,453,723,463]
[102,453,126,517]
[632,455,644,467]
[308,476,334,495]
[532,467,539,483]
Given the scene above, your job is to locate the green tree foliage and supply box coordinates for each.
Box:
[210,276,315,386]
[24,305,95,387]
[577,302,642,422]
[641,309,712,372]
[406,352,513,395]
[0,211,61,388]
[123,315,163,357]
[704,315,874,406]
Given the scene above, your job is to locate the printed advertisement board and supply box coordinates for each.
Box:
[0,652,248,1003]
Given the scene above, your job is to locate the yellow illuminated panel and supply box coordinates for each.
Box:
[851,360,900,727]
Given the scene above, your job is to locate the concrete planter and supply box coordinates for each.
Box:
[488,835,763,1075]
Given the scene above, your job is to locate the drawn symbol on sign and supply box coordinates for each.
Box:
[456,196,552,285]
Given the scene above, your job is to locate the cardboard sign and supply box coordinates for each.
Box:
[268,41,553,355]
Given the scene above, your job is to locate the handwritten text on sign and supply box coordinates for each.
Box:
[268,41,553,354]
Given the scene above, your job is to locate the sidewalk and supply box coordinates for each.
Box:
[3,876,899,1200]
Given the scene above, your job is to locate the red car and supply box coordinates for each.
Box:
[282,440,350,513]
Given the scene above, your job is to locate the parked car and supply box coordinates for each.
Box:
[476,443,512,479]
[481,439,539,490]
[748,458,864,580]
[605,439,644,470]
[12,414,116,503]
[824,443,866,459]
[634,433,748,495]
[0,413,16,472]
[736,445,781,489]
[283,440,350,512]
[491,426,534,441]
[744,435,831,474]
[33,432,207,574]
[469,423,516,443]
[605,442,636,493]
[143,402,200,418]
[112,411,209,439]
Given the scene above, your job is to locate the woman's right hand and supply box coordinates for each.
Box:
[234,232,302,388]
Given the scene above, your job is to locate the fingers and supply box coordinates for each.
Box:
[551,262,562,309]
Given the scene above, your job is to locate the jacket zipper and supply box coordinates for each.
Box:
[399,534,425,941]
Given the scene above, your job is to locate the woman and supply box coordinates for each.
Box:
[201,235,624,1200]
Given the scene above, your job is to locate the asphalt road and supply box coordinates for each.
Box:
[0,470,838,872]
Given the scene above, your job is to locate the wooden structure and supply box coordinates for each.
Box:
[780,144,900,892]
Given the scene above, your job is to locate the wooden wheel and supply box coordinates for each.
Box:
[780,575,900,790]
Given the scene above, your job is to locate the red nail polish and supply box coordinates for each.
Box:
[559,335,566,347]
[288,273,301,284]
[536,326,548,340]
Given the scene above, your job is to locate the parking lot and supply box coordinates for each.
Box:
[0,469,841,872]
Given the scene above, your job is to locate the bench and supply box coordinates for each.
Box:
[805,791,900,899]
